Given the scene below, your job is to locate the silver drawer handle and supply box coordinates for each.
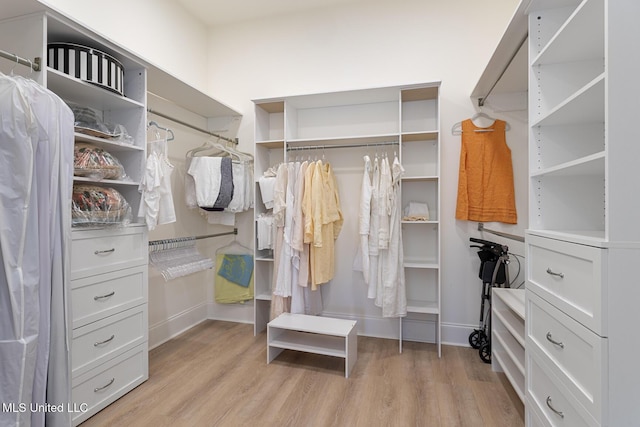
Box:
[94,291,115,301]
[546,332,565,349]
[546,268,564,278]
[546,396,564,418]
[94,334,115,347]
[94,248,115,255]
[94,378,115,392]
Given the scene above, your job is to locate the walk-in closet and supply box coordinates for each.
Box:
[2,0,638,425]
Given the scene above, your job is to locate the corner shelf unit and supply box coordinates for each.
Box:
[253,83,441,356]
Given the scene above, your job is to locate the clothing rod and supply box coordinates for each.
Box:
[477,33,527,107]
[0,49,41,71]
[477,222,524,243]
[147,107,238,145]
[148,228,238,246]
[286,141,398,151]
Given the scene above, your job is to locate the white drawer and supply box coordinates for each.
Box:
[72,306,147,378]
[71,227,147,280]
[71,265,147,328]
[526,396,551,427]
[527,351,599,427]
[526,291,606,420]
[526,234,604,334]
[71,344,148,426]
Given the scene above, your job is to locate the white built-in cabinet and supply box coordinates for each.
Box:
[253,83,441,356]
[1,4,149,424]
[525,0,640,425]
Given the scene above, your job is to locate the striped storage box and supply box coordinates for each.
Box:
[48,42,124,96]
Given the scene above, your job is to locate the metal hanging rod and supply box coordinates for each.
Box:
[147,107,238,145]
[0,49,41,71]
[286,141,398,152]
[148,228,237,246]
[477,34,527,107]
[477,223,524,243]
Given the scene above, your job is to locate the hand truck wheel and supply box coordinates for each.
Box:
[479,343,491,364]
[468,329,487,349]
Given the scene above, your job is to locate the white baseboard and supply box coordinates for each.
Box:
[148,302,478,350]
[148,303,208,350]
[441,322,477,347]
[207,301,254,324]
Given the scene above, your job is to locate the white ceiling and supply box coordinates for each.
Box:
[176,0,365,27]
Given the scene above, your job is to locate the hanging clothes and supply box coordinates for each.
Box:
[455,119,517,224]
[0,73,73,427]
[188,156,223,208]
[378,155,406,318]
[375,155,392,308]
[270,163,290,319]
[184,138,253,227]
[214,241,254,304]
[138,136,176,230]
[354,152,406,318]
[306,160,343,289]
[367,156,381,299]
[357,155,372,284]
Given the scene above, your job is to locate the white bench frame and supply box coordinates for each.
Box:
[267,313,358,378]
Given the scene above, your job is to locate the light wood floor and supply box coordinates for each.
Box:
[80,320,524,427]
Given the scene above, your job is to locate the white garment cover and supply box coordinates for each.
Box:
[0,74,73,427]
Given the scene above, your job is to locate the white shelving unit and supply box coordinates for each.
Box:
[253,83,441,355]
[524,0,640,426]
[492,288,525,402]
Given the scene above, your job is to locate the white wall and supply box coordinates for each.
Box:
[41,0,210,90]
[205,0,526,345]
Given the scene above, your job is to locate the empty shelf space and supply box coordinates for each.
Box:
[269,330,346,358]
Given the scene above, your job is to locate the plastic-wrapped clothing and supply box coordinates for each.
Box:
[0,74,73,427]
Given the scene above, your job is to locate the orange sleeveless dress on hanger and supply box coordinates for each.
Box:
[455,119,517,224]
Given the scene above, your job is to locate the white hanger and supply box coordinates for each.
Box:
[451,112,511,135]
[148,121,175,141]
[186,138,254,163]
[216,238,252,255]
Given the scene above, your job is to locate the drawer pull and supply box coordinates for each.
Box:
[546,332,564,348]
[94,334,115,346]
[94,291,115,301]
[94,377,115,392]
[546,268,564,278]
[546,396,564,418]
[94,248,115,255]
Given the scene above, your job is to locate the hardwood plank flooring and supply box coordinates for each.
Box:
[80,320,524,427]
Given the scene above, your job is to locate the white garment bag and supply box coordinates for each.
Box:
[0,74,73,427]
